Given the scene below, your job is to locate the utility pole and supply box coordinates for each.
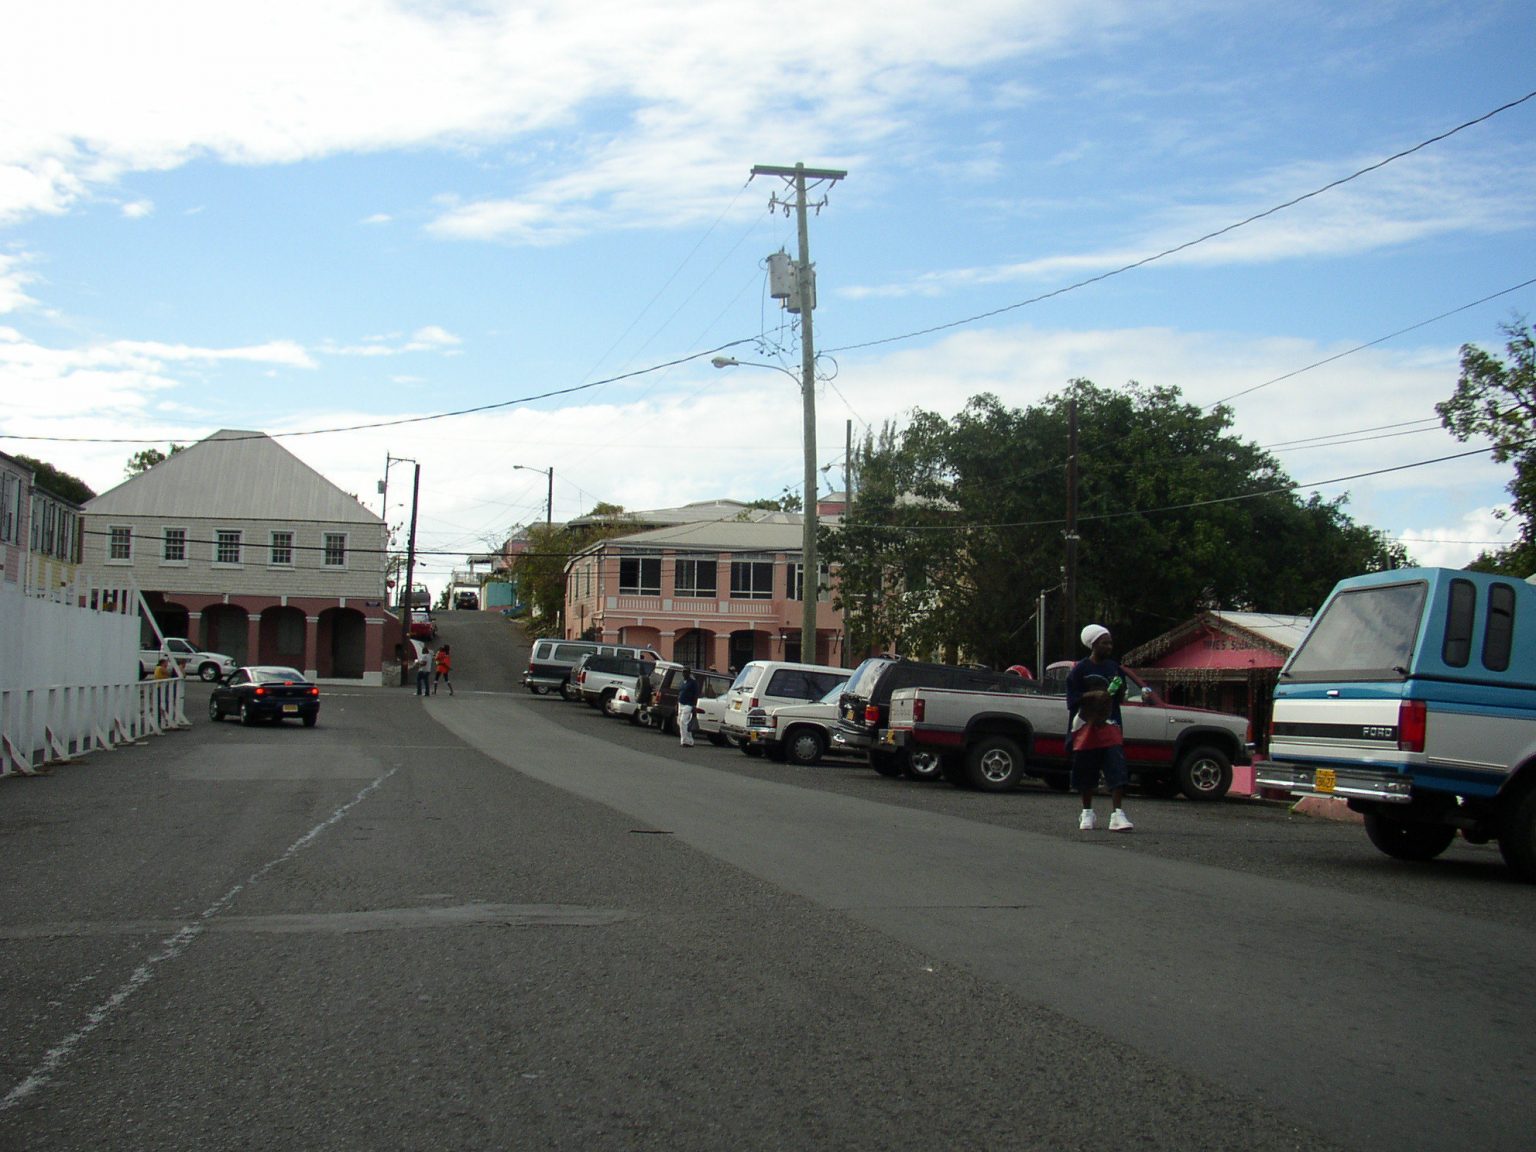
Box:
[1062,397,1079,662]
[751,162,847,664]
[401,462,421,675]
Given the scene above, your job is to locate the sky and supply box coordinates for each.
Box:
[3,0,1535,598]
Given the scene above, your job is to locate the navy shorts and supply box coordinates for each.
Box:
[1070,745,1128,792]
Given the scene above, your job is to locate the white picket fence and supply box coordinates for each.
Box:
[0,574,187,778]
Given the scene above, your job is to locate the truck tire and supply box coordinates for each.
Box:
[1497,788,1536,881]
[1365,811,1458,863]
[966,735,1024,792]
[870,750,902,778]
[904,748,944,782]
[198,662,221,682]
[1176,745,1233,801]
[529,685,549,696]
[560,680,578,701]
[783,726,826,766]
[601,690,619,715]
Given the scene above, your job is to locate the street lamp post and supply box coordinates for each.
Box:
[381,454,419,682]
[512,464,553,525]
[712,356,819,663]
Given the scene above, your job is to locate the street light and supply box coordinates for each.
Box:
[712,355,819,664]
[512,464,553,526]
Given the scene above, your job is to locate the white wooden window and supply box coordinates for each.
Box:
[108,525,133,562]
[674,558,717,597]
[323,532,347,567]
[163,527,187,563]
[215,529,243,566]
[270,531,293,566]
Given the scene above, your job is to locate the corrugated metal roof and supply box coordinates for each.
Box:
[578,512,843,554]
[84,429,382,524]
[1213,611,1312,650]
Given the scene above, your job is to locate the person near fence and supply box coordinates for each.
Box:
[416,645,434,696]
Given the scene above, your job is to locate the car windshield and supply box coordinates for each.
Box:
[730,665,763,692]
[251,667,305,683]
[1285,581,1426,681]
[844,658,895,696]
[818,681,849,704]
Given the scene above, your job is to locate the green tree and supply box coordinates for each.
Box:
[1436,318,1536,574]
[14,456,95,504]
[125,444,186,477]
[512,503,638,638]
[826,381,1405,667]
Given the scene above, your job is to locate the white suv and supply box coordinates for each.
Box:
[720,660,848,744]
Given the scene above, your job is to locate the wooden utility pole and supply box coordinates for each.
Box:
[750,162,847,664]
[1062,398,1079,662]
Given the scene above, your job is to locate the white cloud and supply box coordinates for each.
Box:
[845,151,1536,299]
[0,1,1128,234]
[120,199,153,219]
[0,251,38,314]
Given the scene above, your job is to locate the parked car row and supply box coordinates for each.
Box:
[527,640,1252,801]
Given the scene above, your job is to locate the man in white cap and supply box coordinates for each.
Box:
[1066,624,1133,832]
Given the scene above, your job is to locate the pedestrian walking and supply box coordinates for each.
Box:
[415,644,434,696]
[1066,624,1132,832]
[677,667,700,747]
[434,644,454,696]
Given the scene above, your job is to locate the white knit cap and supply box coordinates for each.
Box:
[1080,624,1110,649]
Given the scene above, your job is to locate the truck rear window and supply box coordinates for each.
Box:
[1285,581,1426,681]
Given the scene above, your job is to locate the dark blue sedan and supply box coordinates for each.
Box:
[209,666,321,727]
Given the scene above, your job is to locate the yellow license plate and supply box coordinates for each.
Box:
[282,704,299,714]
[747,731,760,743]
[1314,768,1336,793]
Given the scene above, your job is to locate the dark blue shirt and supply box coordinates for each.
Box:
[678,676,700,707]
[1066,656,1124,727]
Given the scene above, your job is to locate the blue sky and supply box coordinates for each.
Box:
[3,0,1535,596]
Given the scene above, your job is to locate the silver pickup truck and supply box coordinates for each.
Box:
[884,675,1252,798]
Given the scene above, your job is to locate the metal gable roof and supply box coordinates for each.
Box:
[84,429,382,524]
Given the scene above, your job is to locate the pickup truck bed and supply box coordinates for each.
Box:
[884,681,1251,799]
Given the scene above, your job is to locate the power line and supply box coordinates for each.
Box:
[826,91,1536,356]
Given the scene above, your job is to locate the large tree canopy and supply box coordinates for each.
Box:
[1437,318,1536,574]
[823,381,1407,668]
[14,456,95,504]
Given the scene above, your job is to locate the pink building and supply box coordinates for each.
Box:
[565,505,846,673]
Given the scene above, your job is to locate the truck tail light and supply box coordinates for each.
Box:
[1398,700,1426,753]
[911,699,925,723]
[864,704,881,726]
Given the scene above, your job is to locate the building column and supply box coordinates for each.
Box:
[306,615,321,679]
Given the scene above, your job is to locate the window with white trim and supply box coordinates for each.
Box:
[790,562,830,602]
[674,558,717,597]
[270,531,293,566]
[323,532,347,567]
[108,525,133,562]
[163,527,187,563]
[215,529,243,566]
[619,555,661,595]
[730,557,775,600]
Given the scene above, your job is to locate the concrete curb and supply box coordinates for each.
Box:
[1291,795,1363,823]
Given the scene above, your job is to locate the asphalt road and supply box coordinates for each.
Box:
[1,611,1532,1151]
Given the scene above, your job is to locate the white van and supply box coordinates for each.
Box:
[721,660,848,741]
[523,638,658,698]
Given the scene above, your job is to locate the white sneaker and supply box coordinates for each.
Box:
[1109,809,1134,832]
[1078,809,1096,831]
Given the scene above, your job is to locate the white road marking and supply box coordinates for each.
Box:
[0,767,397,1113]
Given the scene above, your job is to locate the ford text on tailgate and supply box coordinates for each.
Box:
[1258,567,1536,881]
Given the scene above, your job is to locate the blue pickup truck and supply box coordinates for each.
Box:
[1258,567,1536,881]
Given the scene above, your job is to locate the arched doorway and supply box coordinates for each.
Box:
[672,628,716,671]
[728,630,765,675]
[621,625,662,653]
[203,604,250,665]
[141,593,190,647]
[318,607,367,679]
[259,605,307,669]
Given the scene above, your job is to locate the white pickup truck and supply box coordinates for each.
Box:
[884,675,1252,798]
[139,637,237,682]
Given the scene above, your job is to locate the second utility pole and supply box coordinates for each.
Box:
[751,161,847,664]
